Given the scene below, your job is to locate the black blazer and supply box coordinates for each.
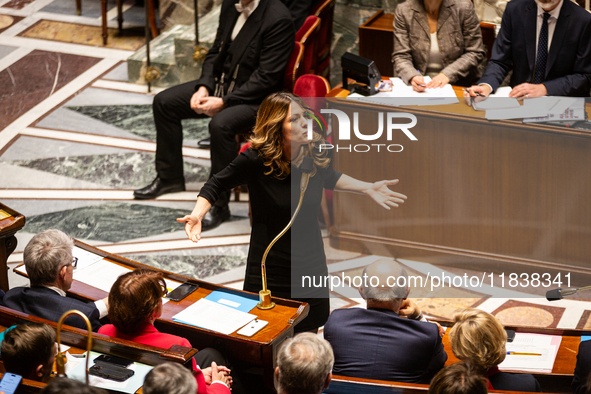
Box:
[323,308,447,384]
[573,340,591,394]
[478,0,591,96]
[488,370,541,392]
[280,0,322,30]
[1,287,102,332]
[195,0,295,106]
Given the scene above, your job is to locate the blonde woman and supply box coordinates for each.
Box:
[178,92,407,332]
[449,309,540,392]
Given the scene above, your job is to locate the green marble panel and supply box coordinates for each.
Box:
[23,202,193,242]
[9,152,209,189]
[126,253,246,280]
[67,105,210,142]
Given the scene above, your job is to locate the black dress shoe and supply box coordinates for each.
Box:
[201,205,231,231]
[198,138,211,148]
[133,177,185,199]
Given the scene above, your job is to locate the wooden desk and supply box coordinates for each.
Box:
[359,10,497,77]
[324,87,591,281]
[0,306,198,393]
[327,375,569,394]
[15,240,309,391]
[0,203,25,292]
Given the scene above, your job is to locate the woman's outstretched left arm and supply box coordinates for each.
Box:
[334,175,407,210]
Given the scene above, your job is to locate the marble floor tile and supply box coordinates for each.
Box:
[40,0,117,17]
[2,0,35,9]
[0,50,101,130]
[492,300,565,328]
[23,201,201,242]
[64,87,154,106]
[67,104,211,141]
[36,108,148,140]
[102,62,128,81]
[0,135,133,161]
[0,14,23,34]
[4,199,113,218]
[0,43,16,59]
[18,20,145,51]
[0,162,111,189]
[125,252,247,280]
[8,151,209,189]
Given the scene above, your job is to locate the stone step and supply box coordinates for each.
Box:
[127,5,220,88]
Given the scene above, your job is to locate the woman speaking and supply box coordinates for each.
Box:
[178,92,407,332]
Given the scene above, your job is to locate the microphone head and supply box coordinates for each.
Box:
[301,157,314,174]
[546,288,563,301]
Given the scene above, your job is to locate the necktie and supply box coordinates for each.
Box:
[534,12,551,84]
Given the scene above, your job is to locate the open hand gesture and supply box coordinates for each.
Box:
[366,179,407,210]
[176,214,202,242]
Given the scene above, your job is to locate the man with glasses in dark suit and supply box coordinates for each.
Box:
[1,229,106,331]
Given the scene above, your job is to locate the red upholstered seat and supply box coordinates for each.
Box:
[284,41,304,92]
[310,0,335,80]
[293,74,331,117]
[295,16,321,75]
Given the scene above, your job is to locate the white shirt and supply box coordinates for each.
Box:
[45,285,108,319]
[231,0,260,41]
[426,32,444,77]
[535,0,563,56]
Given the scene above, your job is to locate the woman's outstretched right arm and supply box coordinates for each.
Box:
[176,196,212,242]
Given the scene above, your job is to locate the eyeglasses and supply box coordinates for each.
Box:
[70,257,78,269]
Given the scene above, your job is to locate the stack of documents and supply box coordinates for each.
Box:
[523,97,585,123]
[498,333,561,373]
[346,77,459,107]
[173,297,256,335]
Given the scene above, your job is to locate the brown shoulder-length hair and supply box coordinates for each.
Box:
[108,269,168,335]
[249,92,330,179]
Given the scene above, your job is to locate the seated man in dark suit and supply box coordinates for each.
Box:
[276,333,333,394]
[133,0,295,232]
[323,259,447,384]
[1,323,56,383]
[2,229,106,331]
[466,0,591,98]
[572,339,591,394]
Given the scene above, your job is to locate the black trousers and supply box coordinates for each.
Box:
[153,80,259,208]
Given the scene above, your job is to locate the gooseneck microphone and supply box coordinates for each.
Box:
[546,285,591,301]
[257,157,314,310]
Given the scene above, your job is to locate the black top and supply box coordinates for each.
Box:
[487,370,541,392]
[573,340,591,394]
[199,149,342,326]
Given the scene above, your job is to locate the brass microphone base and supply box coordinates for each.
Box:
[257,290,275,310]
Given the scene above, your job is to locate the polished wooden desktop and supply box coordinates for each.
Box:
[15,239,309,390]
[0,305,198,393]
[325,85,591,282]
[0,203,25,292]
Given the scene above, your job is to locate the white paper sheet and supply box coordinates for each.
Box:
[346,77,459,107]
[498,333,562,373]
[73,246,104,271]
[172,298,256,335]
[73,260,132,293]
[523,97,585,123]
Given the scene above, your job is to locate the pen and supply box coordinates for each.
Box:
[463,88,485,97]
[506,351,542,356]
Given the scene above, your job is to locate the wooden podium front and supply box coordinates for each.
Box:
[325,89,591,281]
[0,203,25,292]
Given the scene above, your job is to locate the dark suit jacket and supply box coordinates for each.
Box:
[323,308,447,384]
[479,0,591,96]
[487,369,541,392]
[1,287,101,332]
[572,340,591,394]
[195,0,295,107]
